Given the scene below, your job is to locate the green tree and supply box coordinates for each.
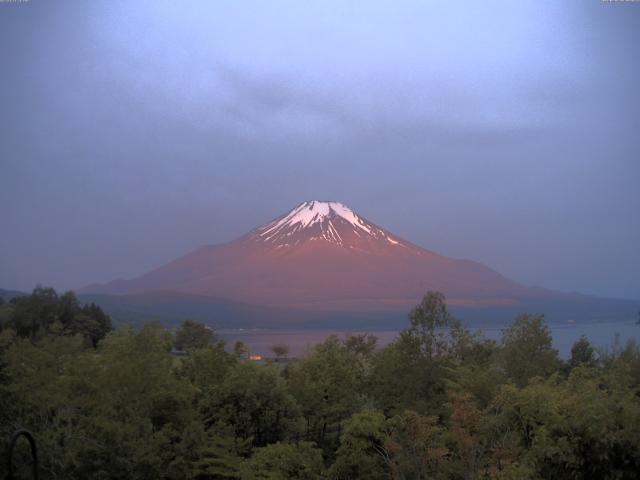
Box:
[489,370,640,479]
[240,442,324,480]
[202,361,301,447]
[569,336,596,369]
[343,333,377,357]
[68,303,113,348]
[63,323,197,479]
[0,299,13,331]
[329,410,392,480]
[446,333,503,409]
[369,292,463,415]
[9,286,60,340]
[405,291,463,360]
[162,422,244,479]
[178,341,236,393]
[174,319,215,351]
[2,287,112,348]
[500,314,560,386]
[0,333,85,478]
[288,336,365,444]
[58,290,79,328]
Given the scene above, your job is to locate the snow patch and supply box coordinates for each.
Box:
[259,200,373,236]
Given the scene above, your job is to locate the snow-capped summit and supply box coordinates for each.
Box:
[252,200,404,249]
[265,201,372,232]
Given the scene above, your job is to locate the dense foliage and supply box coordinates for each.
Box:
[1,288,639,479]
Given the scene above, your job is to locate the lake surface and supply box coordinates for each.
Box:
[220,321,640,358]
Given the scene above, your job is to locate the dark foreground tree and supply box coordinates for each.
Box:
[1,287,111,347]
[569,335,597,369]
[272,343,290,360]
[234,340,249,358]
[2,289,640,480]
[174,319,215,351]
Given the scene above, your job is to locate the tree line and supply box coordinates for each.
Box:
[1,288,639,479]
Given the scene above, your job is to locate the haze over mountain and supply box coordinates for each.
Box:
[80,201,635,327]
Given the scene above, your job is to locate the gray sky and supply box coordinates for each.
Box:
[1,0,639,299]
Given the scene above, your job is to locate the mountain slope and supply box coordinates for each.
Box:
[81,200,582,316]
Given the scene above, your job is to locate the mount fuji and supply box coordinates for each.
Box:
[80,201,635,327]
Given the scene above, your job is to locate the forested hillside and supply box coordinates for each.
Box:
[1,288,639,479]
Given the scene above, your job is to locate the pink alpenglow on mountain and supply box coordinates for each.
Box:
[81,200,570,315]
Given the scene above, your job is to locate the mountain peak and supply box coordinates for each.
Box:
[275,200,370,232]
[79,202,598,319]
[251,200,404,249]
